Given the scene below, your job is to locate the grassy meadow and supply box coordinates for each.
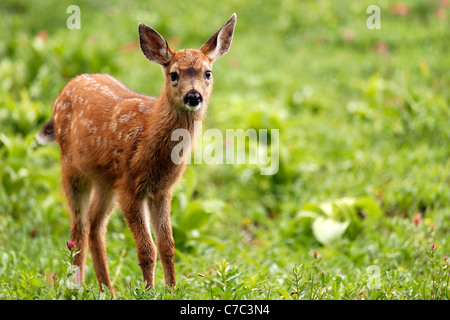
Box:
[0,0,449,300]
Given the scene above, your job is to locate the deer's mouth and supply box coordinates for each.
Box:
[184,102,202,111]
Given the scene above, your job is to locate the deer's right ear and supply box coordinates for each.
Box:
[200,13,237,62]
[138,23,174,65]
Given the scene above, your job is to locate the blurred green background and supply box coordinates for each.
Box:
[0,0,449,299]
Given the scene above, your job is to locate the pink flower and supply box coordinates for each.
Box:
[413,215,420,225]
[443,256,448,261]
[391,3,409,15]
[52,274,58,281]
[342,29,355,42]
[430,243,436,250]
[67,241,76,251]
[373,41,389,56]
[36,30,48,42]
[313,250,318,259]
[436,7,446,20]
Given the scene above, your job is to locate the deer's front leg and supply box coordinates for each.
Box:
[119,192,157,289]
[148,192,176,287]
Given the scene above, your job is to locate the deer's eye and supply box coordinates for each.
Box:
[169,72,178,82]
[205,70,212,80]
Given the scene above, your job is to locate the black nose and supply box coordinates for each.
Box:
[184,90,203,107]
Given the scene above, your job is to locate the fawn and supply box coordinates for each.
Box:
[37,13,237,293]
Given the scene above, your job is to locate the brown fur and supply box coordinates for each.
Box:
[42,14,236,294]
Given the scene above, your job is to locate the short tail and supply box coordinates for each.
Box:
[36,120,55,145]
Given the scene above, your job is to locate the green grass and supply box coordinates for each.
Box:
[0,0,449,300]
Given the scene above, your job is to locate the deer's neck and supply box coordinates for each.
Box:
[130,95,204,195]
[153,94,203,136]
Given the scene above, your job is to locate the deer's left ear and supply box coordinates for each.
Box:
[200,13,237,62]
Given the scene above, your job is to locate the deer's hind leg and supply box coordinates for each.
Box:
[88,185,116,293]
[61,159,92,286]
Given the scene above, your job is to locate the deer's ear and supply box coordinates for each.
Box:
[138,23,174,65]
[200,13,236,62]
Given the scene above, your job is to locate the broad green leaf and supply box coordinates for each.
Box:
[276,288,291,300]
[301,203,323,213]
[189,235,224,251]
[354,197,382,218]
[297,210,321,219]
[312,217,350,246]
[178,200,212,231]
[318,202,334,217]
[172,226,187,245]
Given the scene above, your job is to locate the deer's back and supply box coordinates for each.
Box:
[52,74,158,188]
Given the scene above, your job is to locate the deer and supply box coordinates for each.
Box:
[36,13,237,294]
